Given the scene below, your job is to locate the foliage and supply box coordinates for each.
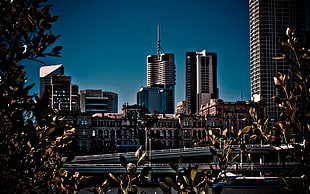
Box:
[160,157,210,194]
[240,28,310,192]
[109,146,152,194]
[271,28,310,192]
[0,0,87,192]
[239,107,273,144]
[272,28,310,142]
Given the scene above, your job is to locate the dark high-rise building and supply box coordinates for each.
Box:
[50,75,79,111]
[249,0,308,120]
[40,64,79,111]
[80,90,118,113]
[186,50,218,114]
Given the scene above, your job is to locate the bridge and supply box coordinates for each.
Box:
[63,162,299,174]
[67,144,273,164]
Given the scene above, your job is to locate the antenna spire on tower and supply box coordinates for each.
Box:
[157,25,161,55]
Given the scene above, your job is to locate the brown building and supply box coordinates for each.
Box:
[200,99,265,136]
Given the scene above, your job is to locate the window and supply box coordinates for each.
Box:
[92,129,96,137]
[104,130,109,138]
[183,121,189,127]
[81,120,88,125]
[98,129,103,138]
[81,129,88,136]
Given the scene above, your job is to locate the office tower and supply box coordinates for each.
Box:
[40,64,64,96]
[147,53,175,88]
[138,25,176,114]
[249,0,307,120]
[50,75,79,111]
[80,90,118,113]
[186,49,218,114]
[40,64,79,111]
[137,87,174,114]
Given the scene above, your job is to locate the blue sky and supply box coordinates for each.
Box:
[25,0,251,112]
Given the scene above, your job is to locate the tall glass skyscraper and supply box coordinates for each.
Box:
[249,0,307,120]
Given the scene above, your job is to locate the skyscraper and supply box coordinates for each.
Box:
[51,75,79,111]
[147,53,175,88]
[40,64,79,112]
[137,25,176,114]
[40,64,64,96]
[249,0,307,120]
[186,50,218,114]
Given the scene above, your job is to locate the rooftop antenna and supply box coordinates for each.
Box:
[157,25,161,55]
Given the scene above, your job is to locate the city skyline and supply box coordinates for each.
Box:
[23,0,251,112]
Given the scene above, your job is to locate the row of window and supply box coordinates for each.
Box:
[80,128,207,139]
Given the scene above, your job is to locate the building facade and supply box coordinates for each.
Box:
[80,89,118,113]
[40,64,64,97]
[137,87,174,114]
[200,99,265,137]
[186,50,218,114]
[147,53,175,88]
[249,0,307,120]
[71,101,264,154]
[141,53,176,114]
[50,75,79,111]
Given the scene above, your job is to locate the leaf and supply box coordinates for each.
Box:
[165,177,174,185]
[119,155,128,168]
[139,166,152,177]
[108,173,119,183]
[129,166,137,177]
[190,168,197,182]
[50,15,60,22]
[210,148,217,156]
[277,122,286,134]
[241,126,251,134]
[51,46,63,54]
[137,152,146,165]
[222,128,228,137]
[159,182,170,193]
[135,146,142,158]
[183,176,190,186]
[169,162,178,172]
[45,127,55,135]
